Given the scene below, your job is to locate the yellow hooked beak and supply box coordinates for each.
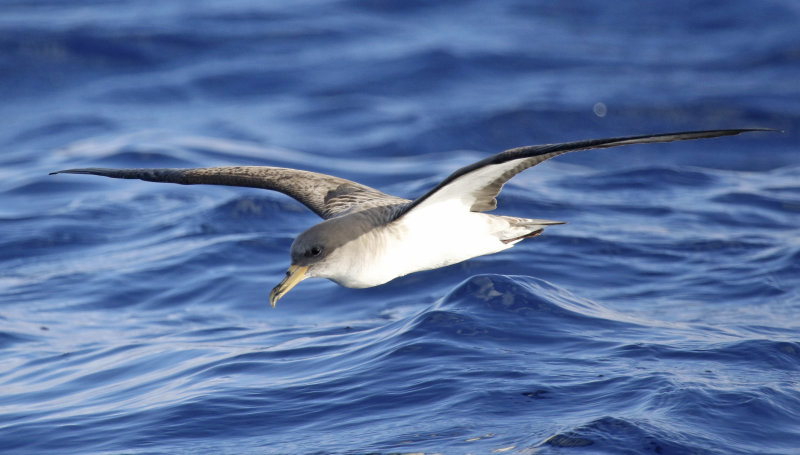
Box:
[269,264,309,308]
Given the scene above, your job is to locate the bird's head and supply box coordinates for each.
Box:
[269,213,375,307]
[269,222,334,307]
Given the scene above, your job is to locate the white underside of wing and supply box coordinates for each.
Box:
[409,157,531,214]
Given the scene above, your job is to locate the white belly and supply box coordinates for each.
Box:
[327,201,512,288]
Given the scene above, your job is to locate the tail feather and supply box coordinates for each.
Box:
[503,216,566,227]
[498,216,565,244]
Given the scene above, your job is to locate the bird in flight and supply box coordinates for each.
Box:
[51,129,769,307]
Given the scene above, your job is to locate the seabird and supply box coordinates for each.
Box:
[51,129,770,307]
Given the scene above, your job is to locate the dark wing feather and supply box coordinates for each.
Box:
[50,166,408,219]
[394,128,774,219]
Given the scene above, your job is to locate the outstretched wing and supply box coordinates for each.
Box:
[50,166,408,219]
[394,129,773,218]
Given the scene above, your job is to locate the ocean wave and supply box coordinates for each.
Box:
[2,0,799,453]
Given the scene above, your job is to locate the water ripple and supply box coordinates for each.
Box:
[2,1,799,453]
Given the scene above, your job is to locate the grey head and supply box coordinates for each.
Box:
[269,205,401,307]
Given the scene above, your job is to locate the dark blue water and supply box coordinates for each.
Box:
[2,1,799,453]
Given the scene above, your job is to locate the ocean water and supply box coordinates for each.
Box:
[2,1,799,453]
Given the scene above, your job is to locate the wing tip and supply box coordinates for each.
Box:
[50,168,96,176]
[49,169,78,176]
[728,127,782,135]
[49,168,123,178]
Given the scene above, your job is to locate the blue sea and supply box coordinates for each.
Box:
[2,1,799,453]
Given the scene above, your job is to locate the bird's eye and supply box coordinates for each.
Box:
[307,246,323,257]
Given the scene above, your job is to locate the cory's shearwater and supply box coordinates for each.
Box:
[51,129,772,306]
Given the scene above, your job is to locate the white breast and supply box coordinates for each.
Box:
[326,200,512,288]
